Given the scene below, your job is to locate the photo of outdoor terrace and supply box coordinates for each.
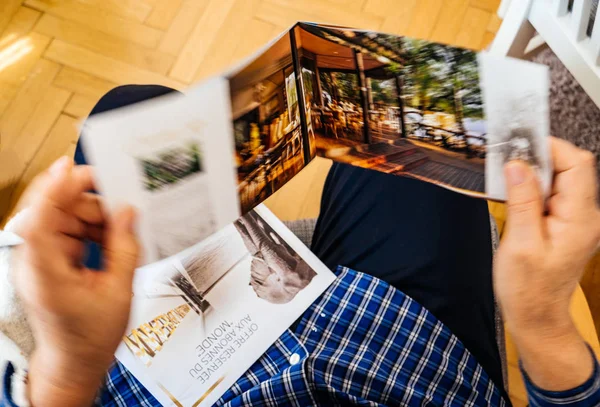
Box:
[294,23,487,194]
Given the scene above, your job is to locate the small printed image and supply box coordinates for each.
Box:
[480,53,551,200]
[234,211,317,304]
[139,143,203,192]
[485,94,549,200]
[503,126,543,170]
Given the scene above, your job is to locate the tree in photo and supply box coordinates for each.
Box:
[401,38,483,130]
[319,71,361,106]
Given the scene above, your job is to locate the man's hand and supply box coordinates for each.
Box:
[12,157,139,407]
[494,137,600,391]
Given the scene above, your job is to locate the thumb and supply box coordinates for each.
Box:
[104,206,139,284]
[504,160,544,241]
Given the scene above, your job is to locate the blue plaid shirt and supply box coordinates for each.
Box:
[3,268,600,406]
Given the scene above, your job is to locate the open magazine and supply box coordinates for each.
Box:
[83,22,552,266]
[81,22,553,406]
[115,205,336,407]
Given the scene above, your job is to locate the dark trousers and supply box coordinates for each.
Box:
[78,85,506,398]
[311,162,505,397]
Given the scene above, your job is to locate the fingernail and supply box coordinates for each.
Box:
[121,206,137,233]
[128,209,137,233]
[505,161,529,186]
[49,156,71,178]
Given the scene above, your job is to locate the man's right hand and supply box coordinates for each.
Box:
[494,137,600,391]
[12,157,140,407]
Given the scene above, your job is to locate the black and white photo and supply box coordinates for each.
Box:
[479,54,551,200]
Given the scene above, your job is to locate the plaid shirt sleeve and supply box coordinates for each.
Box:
[521,347,600,406]
[1,362,18,407]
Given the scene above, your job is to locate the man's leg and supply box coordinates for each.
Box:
[75,85,178,269]
[311,162,505,394]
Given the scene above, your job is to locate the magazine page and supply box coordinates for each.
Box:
[82,77,240,264]
[228,30,310,214]
[82,21,551,264]
[225,21,551,208]
[114,204,336,407]
[478,53,551,200]
[290,22,552,201]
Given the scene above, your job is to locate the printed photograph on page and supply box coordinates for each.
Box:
[116,205,336,407]
[478,53,551,200]
[292,22,550,200]
[135,132,218,259]
[229,31,309,214]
